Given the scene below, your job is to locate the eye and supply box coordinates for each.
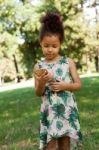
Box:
[53,45,57,48]
[43,44,49,48]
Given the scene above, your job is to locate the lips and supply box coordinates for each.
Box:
[47,54,53,56]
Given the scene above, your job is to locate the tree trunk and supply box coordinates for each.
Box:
[95,0,99,71]
[97,47,99,72]
[13,54,21,83]
[86,52,91,74]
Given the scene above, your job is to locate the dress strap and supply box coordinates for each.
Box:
[38,59,45,69]
[60,56,68,64]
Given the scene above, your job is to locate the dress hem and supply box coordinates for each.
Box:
[39,133,82,150]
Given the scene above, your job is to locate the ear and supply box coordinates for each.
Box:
[40,42,42,46]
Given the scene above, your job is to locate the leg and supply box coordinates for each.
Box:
[58,136,70,150]
[43,148,47,150]
[46,139,57,150]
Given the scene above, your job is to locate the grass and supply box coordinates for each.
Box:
[0,88,40,150]
[0,76,99,150]
[76,76,99,150]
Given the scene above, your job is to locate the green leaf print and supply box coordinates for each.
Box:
[64,130,70,136]
[56,121,63,130]
[57,92,69,104]
[68,107,79,129]
[69,116,77,129]
[40,132,47,145]
[50,133,59,139]
[77,131,83,141]
[70,107,79,120]
[52,103,66,119]
[60,57,67,64]
[40,109,49,127]
[47,64,54,69]
[56,68,63,76]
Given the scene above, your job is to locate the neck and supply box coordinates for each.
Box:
[45,55,61,63]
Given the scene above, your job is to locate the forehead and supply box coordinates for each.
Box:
[41,34,60,44]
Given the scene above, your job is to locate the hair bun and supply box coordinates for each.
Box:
[39,11,64,43]
[41,12,61,25]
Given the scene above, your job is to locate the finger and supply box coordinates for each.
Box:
[56,79,61,82]
[50,82,58,85]
[41,73,46,78]
[35,75,41,80]
[52,86,59,91]
[54,89,59,92]
[50,84,56,88]
[51,89,58,92]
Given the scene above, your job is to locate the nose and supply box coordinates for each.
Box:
[48,47,52,52]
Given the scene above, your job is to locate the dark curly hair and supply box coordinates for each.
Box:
[39,12,64,43]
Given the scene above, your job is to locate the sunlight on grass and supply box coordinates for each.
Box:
[0,77,99,150]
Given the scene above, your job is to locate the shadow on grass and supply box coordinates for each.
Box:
[0,77,99,150]
[0,87,40,150]
[76,76,99,150]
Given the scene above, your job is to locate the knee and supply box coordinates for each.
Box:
[46,140,56,150]
[59,147,70,150]
[58,136,70,150]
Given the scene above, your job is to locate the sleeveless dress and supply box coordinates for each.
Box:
[38,56,82,149]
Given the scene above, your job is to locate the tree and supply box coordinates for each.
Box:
[82,0,99,73]
[0,0,41,79]
[40,0,86,59]
[1,0,98,79]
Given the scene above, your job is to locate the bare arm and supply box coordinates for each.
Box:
[34,64,46,96]
[64,58,82,91]
[34,64,54,96]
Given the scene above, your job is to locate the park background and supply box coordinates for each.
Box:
[0,0,99,150]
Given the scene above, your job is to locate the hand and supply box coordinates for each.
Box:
[50,80,66,92]
[35,72,54,85]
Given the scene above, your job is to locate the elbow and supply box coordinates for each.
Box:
[36,93,42,97]
[35,90,43,97]
[73,82,82,91]
[36,92,42,97]
[77,82,82,90]
[79,80,82,89]
[78,84,82,90]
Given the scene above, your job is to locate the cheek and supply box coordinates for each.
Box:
[41,46,45,52]
[54,48,60,53]
[42,48,47,55]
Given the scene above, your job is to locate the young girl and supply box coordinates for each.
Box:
[34,12,82,150]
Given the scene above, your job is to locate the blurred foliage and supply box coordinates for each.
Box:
[0,0,99,79]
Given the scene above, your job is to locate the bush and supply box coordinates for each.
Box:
[3,75,13,83]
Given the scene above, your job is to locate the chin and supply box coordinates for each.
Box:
[46,56,53,60]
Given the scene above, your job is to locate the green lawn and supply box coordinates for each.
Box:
[0,76,99,150]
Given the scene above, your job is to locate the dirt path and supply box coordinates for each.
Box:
[0,79,34,92]
[0,73,99,92]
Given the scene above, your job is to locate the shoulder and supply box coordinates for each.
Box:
[34,58,45,70]
[60,56,75,66]
[34,63,39,71]
[68,58,75,64]
[60,56,69,64]
[67,58,78,75]
[67,58,76,68]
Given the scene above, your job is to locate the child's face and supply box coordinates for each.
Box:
[40,34,61,61]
